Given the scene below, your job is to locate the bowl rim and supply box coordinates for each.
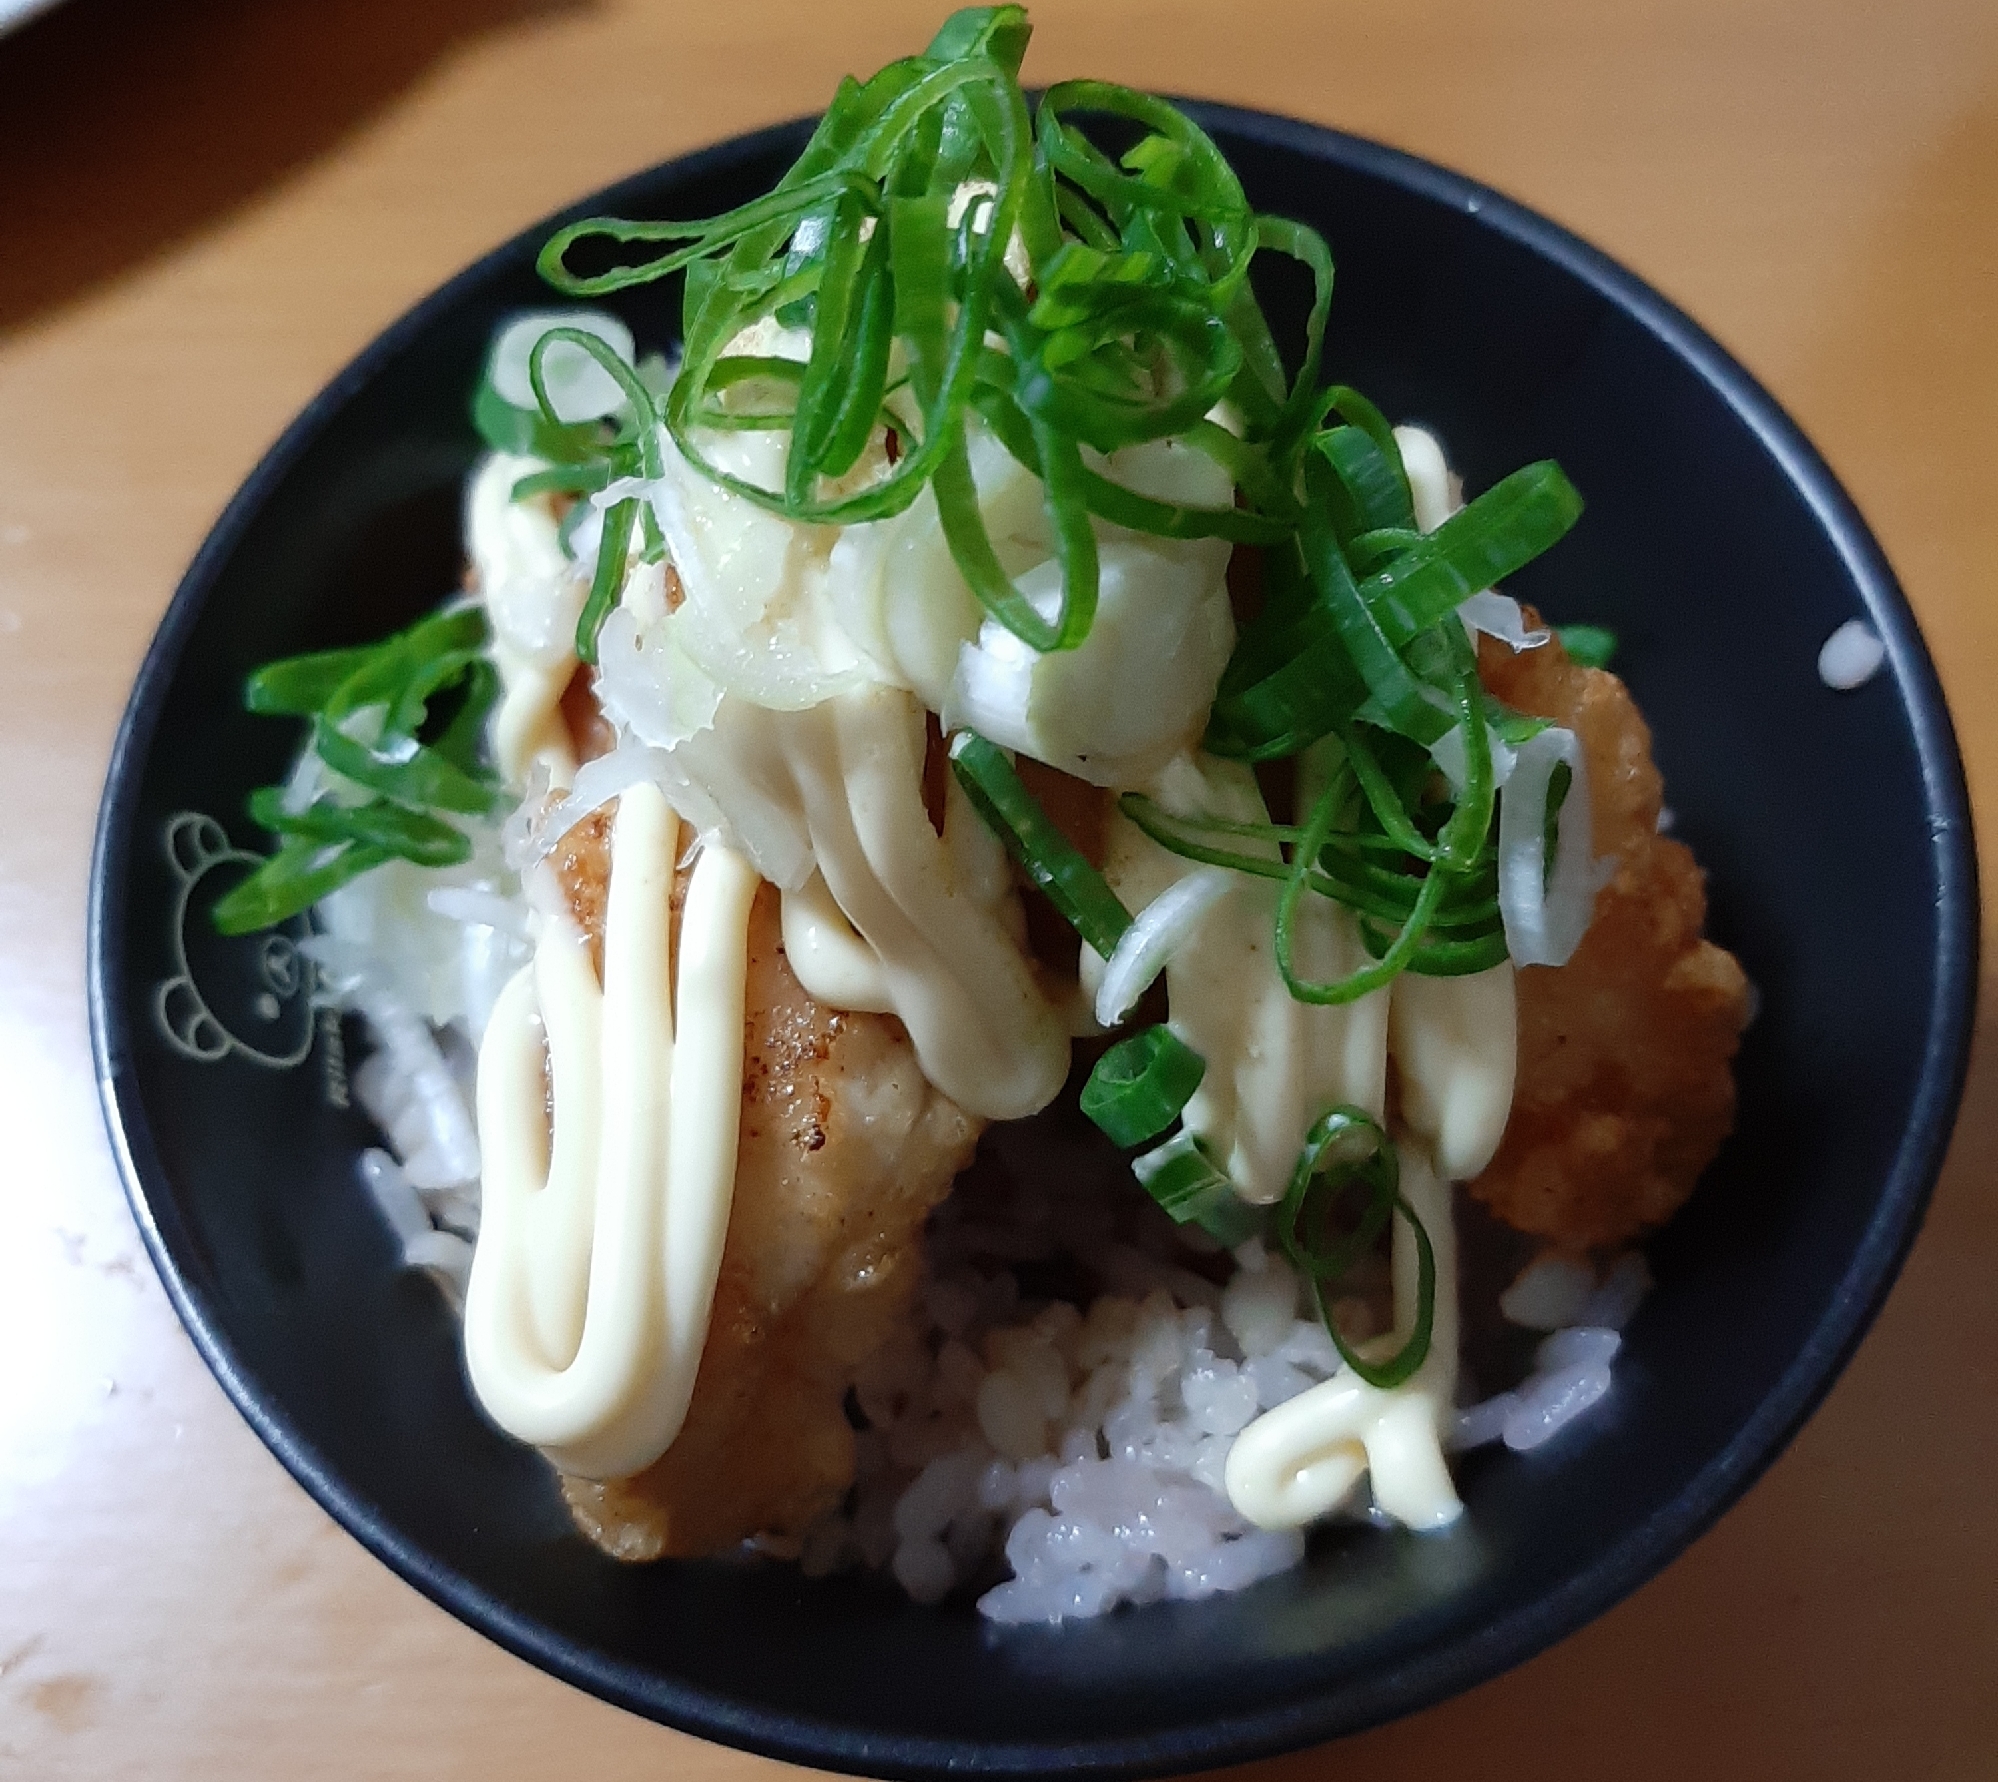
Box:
[87,101,1980,1779]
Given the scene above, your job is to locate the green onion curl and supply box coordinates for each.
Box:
[946,729,1130,958]
[530,8,1343,661]
[1081,1023,1206,1147]
[216,610,503,934]
[1273,774,1454,1008]
[1274,1106,1435,1390]
[212,838,396,938]
[1131,1128,1263,1246]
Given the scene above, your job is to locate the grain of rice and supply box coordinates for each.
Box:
[1499,1253,1597,1330]
[1818,617,1885,690]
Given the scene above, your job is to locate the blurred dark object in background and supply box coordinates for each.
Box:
[0,0,584,337]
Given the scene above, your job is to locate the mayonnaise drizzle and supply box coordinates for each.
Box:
[1099,751,1391,1205]
[1224,1144,1463,1531]
[468,452,584,788]
[773,689,1068,1120]
[463,783,759,1479]
[1390,965,1516,1182]
[676,686,1067,1121]
[780,872,896,1014]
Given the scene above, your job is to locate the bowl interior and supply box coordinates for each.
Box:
[90,110,1975,1778]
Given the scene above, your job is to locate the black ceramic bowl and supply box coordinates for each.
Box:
[89,108,1976,1778]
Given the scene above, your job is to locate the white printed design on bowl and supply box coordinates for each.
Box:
[153,812,319,1070]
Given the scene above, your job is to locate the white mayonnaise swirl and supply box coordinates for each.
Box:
[1225,1143,1462,1531]
[684,685,1069,1122]
[1096,750,1393,1207]
[464,784,759,1478]
[467,452,585,787]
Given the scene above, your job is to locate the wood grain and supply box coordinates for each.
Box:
[1,0,1992,1776]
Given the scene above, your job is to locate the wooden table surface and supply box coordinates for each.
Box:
[3,0,1994,1776]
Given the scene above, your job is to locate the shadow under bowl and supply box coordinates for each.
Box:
[88,106,1977,1779]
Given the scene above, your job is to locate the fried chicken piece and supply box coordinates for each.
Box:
[550,812,980,1558]
[559,664,617,767]
[548,805,613,973]
[1467,619,1750,1250]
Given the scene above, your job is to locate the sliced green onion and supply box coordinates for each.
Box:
[784,199,902,493]
[430,658,499,774]
[510,462,610,503]
[1257,217,1334,445]
[1209,458,1581,768]
[1274,775,1450,1007]
[574,495,638,665]
[1429,623,1499,875]
[311,719,501,818]
[246,787,472,869]
[1557,623,1618,669]
[529,12,1335,658]
[470,375,607,464]
[1300,457,1451,746]
[1310,386,1412,516]
[1343,524,1425,578]
[1483,694,1554,747]
[244,646,375,717]
[947,729,1130,958]
[972,385,1288,544]
[1313,850,1497,932]
[1116,796,1312,849]
[383,647,484,736]
[1317,426,1412,543]
[1361,461,1582,645]
[1120,793,1308,884]
[936,426,1098,651]
[1081,1024,1206,1147]
[1116,791,1479,906]
[1204,599,1372,762]
[926,2,1033,68]
[1131,1128,1262,1246]
[223,609,506,933]
[319,608,488,726]
[212,836,397,937]
[1274,1107,1434,1390]
[1339,724,1435,861]
[527,328,663,480]
[1382,927,1511,977]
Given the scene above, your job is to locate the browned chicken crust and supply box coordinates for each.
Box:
[1467,620,1750,1250]
[549,805,980,1558]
